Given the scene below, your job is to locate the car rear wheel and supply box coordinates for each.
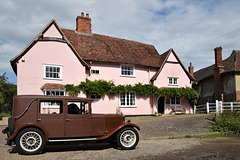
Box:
[15,128,46,155]
[116,127,139,150]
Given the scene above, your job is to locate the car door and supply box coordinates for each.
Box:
[37,100,64,138]
[64,101,91,137]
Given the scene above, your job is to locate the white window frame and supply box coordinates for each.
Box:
[170,97,181,106]
[168,77,178,85]
[119,92,136,107]
[43,64,62,80]
[91,69,100,74]
[120,65,135,77]
[43,89,66,96]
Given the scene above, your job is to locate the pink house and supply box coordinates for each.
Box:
[10,13,195,115]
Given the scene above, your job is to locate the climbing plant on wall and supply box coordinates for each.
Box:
[65,79,199,105]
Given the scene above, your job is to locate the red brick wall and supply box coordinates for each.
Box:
[76,13,91,34]
[214,47,224,100]
[236,91,240,101]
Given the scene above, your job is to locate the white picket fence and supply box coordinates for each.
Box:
[194,100,240,116]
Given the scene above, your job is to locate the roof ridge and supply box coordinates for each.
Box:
[61,28,155,47]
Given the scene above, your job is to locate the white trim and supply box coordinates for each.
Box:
[43,89,66,96]
[120,64,135,77]
[43,64,63,80]
[119,92,136,107]
[170,97,181,106]
[168,77,178,86]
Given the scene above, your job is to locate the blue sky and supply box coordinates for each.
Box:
[1,0,240,84]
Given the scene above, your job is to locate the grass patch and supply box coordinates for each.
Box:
[194,132,237,139]
[211,111,240,135]
[0,112,11,118]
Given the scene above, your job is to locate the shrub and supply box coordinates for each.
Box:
[212,111,240,134]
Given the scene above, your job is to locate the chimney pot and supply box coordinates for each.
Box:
[81,12,84,17]
[86,13,89,18]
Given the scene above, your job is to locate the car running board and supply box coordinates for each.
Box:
[48,138,97,142]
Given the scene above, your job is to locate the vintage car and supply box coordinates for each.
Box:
[2,95,140,155]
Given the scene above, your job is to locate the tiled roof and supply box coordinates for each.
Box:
[194,50,240,81]
[41,83,65,90]
[151,48,195,82]
[61,29,161,67]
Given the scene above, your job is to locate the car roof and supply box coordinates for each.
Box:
[14,95,94,102]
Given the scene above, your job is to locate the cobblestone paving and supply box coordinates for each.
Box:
[1,114,239,160]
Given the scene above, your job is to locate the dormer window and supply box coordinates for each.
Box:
[120,65,135,77]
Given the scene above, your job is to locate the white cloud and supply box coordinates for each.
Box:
[1,0,240,83]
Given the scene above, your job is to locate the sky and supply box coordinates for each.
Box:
[1,0,240,84]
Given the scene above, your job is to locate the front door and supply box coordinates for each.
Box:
[158,96,165,114]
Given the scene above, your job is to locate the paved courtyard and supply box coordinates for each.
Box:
[0,115,240,160]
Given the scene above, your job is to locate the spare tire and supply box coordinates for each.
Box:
[8,117,14,135]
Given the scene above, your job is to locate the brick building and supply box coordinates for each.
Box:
[194,47,240,104]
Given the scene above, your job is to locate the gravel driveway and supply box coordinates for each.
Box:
[0,114,239,160]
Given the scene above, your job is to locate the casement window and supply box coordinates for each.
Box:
[43,90,65,96]
[91,69,100,74]
[119,92,136,107]
[168,77,178,85]
[170,97,181,106]
[43,64,62,80]
[120,65,135,76]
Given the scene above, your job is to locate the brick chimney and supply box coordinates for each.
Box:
[76,12,92,34]
[214,46,224,101]
[188,62,194,77]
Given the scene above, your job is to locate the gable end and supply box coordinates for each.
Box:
[10,19,90,75]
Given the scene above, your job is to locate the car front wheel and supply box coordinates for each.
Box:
[15,128,46,155]
[116,127,139,150]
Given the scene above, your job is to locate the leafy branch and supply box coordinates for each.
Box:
[65,79,199,105]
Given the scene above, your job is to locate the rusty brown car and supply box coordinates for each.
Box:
[2,95,140,155]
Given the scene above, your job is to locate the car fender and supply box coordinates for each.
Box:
[96,123,140,140]
[6,123,49,142]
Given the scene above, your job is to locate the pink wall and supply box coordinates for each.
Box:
[43,24,62,38]
[154,52,191,88]
[87,62,157,85]
[91,94,153,115]
[164,96,193,114]
[17,25,86,95]
[88,62,156,115]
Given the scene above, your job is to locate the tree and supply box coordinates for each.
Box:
[0,73,17,113]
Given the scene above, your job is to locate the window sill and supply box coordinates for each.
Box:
[120,75,136,78]
[119,106,137,108]
[43,78,63,81]
[170,105,181,107]
[168,84,179,86]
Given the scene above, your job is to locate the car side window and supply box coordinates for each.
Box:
[40,101,63,114]
[68,102,88,115]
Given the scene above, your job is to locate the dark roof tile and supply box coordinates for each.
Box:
[61,29,161,67]
[194,50,240,81]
